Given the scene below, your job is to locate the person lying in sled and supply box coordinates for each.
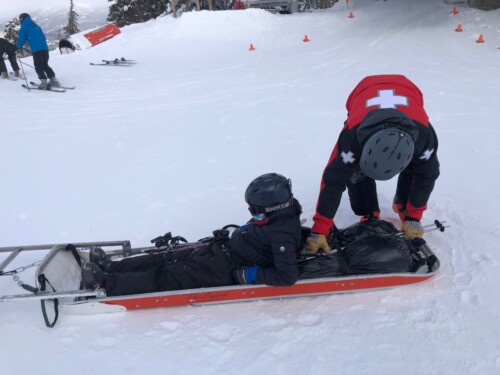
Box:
[303,74,440,256]
[82,173,303,296]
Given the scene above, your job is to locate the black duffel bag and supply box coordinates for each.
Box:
[342,220,413,274]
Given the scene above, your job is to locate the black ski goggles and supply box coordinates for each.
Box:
[248,198,293,216]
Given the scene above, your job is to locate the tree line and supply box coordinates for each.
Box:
[3,0,499,51]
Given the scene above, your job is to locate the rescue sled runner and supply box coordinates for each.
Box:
[0,221,444,327]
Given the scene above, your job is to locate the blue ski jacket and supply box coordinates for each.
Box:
[16,17,48,53]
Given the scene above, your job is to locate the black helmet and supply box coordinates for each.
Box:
[359,128,414,181]
[245,173,293,215]
[19,13,30,23]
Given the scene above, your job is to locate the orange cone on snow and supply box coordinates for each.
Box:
[451,7,458,15]
[348,11,354,18]
[455,24,463,32]
[476,34,485,43]
[249,43,255,51]
[303,35,310,42]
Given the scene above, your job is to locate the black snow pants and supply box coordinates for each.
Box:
[0,51,19,73]
[104,242,239,297]
[32,50,55,80]
[348,178,380,216]
[348,169,414,216]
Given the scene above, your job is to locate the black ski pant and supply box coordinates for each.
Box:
[393,169,413,208]
[32,50,55,80]
[0,51,19,73]
[104,243,239,297]
[348,178,380,216]
[348,169,414,216]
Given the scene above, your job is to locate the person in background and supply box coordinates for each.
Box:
[0,38,20,78]
[16,13,60,89]
[303,74,440,255]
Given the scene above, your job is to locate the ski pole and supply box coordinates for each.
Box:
[396,220,448,237]
[20,60,35,69]
[17,56,30,91]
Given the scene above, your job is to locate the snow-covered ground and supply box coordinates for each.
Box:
[1,1,500,373]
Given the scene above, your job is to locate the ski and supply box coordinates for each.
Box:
[30,81,75,90]
[102,60,135,65]
[104,57,136,63]
[90,62,131,67]
[9,72,25,79]
[22,84,66,93]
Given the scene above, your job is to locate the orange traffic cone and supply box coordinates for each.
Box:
[451,7,458,15]
[303,35,310,42]
[348,11,354,18]
[476,34,485,43]
[455,24,463,32]
[249,43,255,51]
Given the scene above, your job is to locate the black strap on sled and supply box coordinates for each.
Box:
[151,232,189,248]
[38,274,59,328]
[65,244,82,266]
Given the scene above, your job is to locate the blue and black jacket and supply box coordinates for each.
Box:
[16,16,49,52]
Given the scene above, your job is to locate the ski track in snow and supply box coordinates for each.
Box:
[1,0,500,374]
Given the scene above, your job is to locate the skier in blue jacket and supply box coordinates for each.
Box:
[16,13,60,89]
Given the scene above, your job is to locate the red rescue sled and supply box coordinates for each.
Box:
[0,237,439,323]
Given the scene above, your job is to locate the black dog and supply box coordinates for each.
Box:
[58,39,76,54]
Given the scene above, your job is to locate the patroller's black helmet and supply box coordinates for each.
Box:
[359,128,414,181]
[19,13,30,23]
[245,173,293,215]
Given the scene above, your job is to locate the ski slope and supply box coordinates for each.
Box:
[1,1,500,373]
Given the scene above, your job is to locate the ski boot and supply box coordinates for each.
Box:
[89,247,111,271]
[49,77,61,88]
[360,212,380,222]
[14,70,20,77]
[81,261,106,289]
[1,72,8,79]
[38,79,49,90]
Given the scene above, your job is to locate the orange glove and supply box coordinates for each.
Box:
[401,219,424,240]
[301,233,331,255]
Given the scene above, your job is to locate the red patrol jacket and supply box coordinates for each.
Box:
[345,74,429,129]
[311,75,440,235]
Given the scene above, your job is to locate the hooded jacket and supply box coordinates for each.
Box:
[16,16,49,53]
[312,75,440,235]
[230,200,302,286]
[0,38,16,54]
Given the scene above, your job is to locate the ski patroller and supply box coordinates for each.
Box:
[0,220,445,327]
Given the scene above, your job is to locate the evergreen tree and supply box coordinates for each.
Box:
[316,0,337,9]
[107,0,168,27]
[63,0,80,36]
[3,18,20,44]
[3,17,30,57]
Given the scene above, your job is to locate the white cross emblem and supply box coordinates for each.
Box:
[341,151,355,164]
[366,90,408,109]
[420,149,434,161]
